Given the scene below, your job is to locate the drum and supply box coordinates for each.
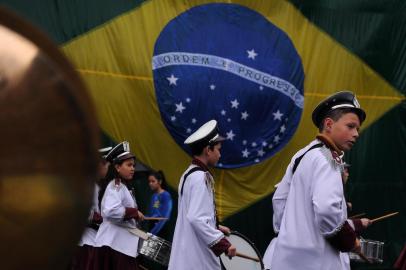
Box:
[220,231,264,270]
[349,239,384,263]
[138,234,171,266]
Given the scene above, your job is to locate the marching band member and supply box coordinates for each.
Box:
[72,146,112,270]
[93,141,144,270]
[394,244,406,270]
[263,182,283,270]
[268,91,366,270]
[168,120,236,270]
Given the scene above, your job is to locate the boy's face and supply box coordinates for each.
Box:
[206,143,222,167]
[327,112,360,151]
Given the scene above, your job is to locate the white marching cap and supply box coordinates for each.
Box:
[99,146,113,159]
[104,141,133,162]
[184,120,225,146]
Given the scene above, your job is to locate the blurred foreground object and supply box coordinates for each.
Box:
[0,7,99,269]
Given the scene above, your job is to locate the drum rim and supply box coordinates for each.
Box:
[220,230,264,270]
[349,238,385,264]
[138,233,171,266]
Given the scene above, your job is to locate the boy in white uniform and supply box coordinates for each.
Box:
[168,120,236,270]
[268,91,366,270]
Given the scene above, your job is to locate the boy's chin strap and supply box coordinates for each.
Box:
[316,133,343,156]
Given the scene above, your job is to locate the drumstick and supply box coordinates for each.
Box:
[144,217,168,221]
[349,213,366,219]
[139,265,149,270]
[371,212,399,224]
[126,227,149,240]
[235,252,260,262]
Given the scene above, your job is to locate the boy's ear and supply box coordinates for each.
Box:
[324,117,334,131]
[204,145,211,155]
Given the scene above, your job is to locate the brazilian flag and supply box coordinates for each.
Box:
[3,1,405,269]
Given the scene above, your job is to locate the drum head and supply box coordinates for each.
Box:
[0,7,99,270]
[220,231,264,270]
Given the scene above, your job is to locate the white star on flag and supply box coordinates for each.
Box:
[273,110,283,121]
[191,118,197,124]
[226,130,236,141]
[230,99,239,109]
[258,149,265,157]
[227,118,231,122]
[185,97,191,103]
[255,158,260,163]
[170,116,176,121]
[262,141,268,147]
[242,148,250,158]
[221,110,226,116]
[280,125,286,133]
[247,49,258,60]
[241,111,249,120]
[186,128,192,133]
[251,142,257,147]
[259,86,264,90]
[175,102,186,113]
[167,74,178,85]
[274,135,280,143]
[242,140,247,145]
[210,84,216,90]
[268,143,274,149]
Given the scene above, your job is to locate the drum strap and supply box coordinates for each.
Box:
[292,143,324,174]
[180,167,205,196]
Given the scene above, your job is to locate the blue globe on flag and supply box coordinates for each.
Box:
[152,3,304,168]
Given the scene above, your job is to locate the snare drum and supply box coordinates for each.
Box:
[220,231,264,270]
[349,238,384,263]
[138,234,171,266]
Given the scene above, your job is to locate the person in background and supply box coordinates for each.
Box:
[147,170,173,236]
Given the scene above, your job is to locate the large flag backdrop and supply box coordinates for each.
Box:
[3,0,405,268]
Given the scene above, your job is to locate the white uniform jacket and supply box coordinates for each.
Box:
[168,165,224,270]
[270,139,348,270]
[79,184,100,247]
[95,179,139,258]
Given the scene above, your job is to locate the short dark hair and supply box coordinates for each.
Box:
[318,108,356,132]
[190,141,220,156]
